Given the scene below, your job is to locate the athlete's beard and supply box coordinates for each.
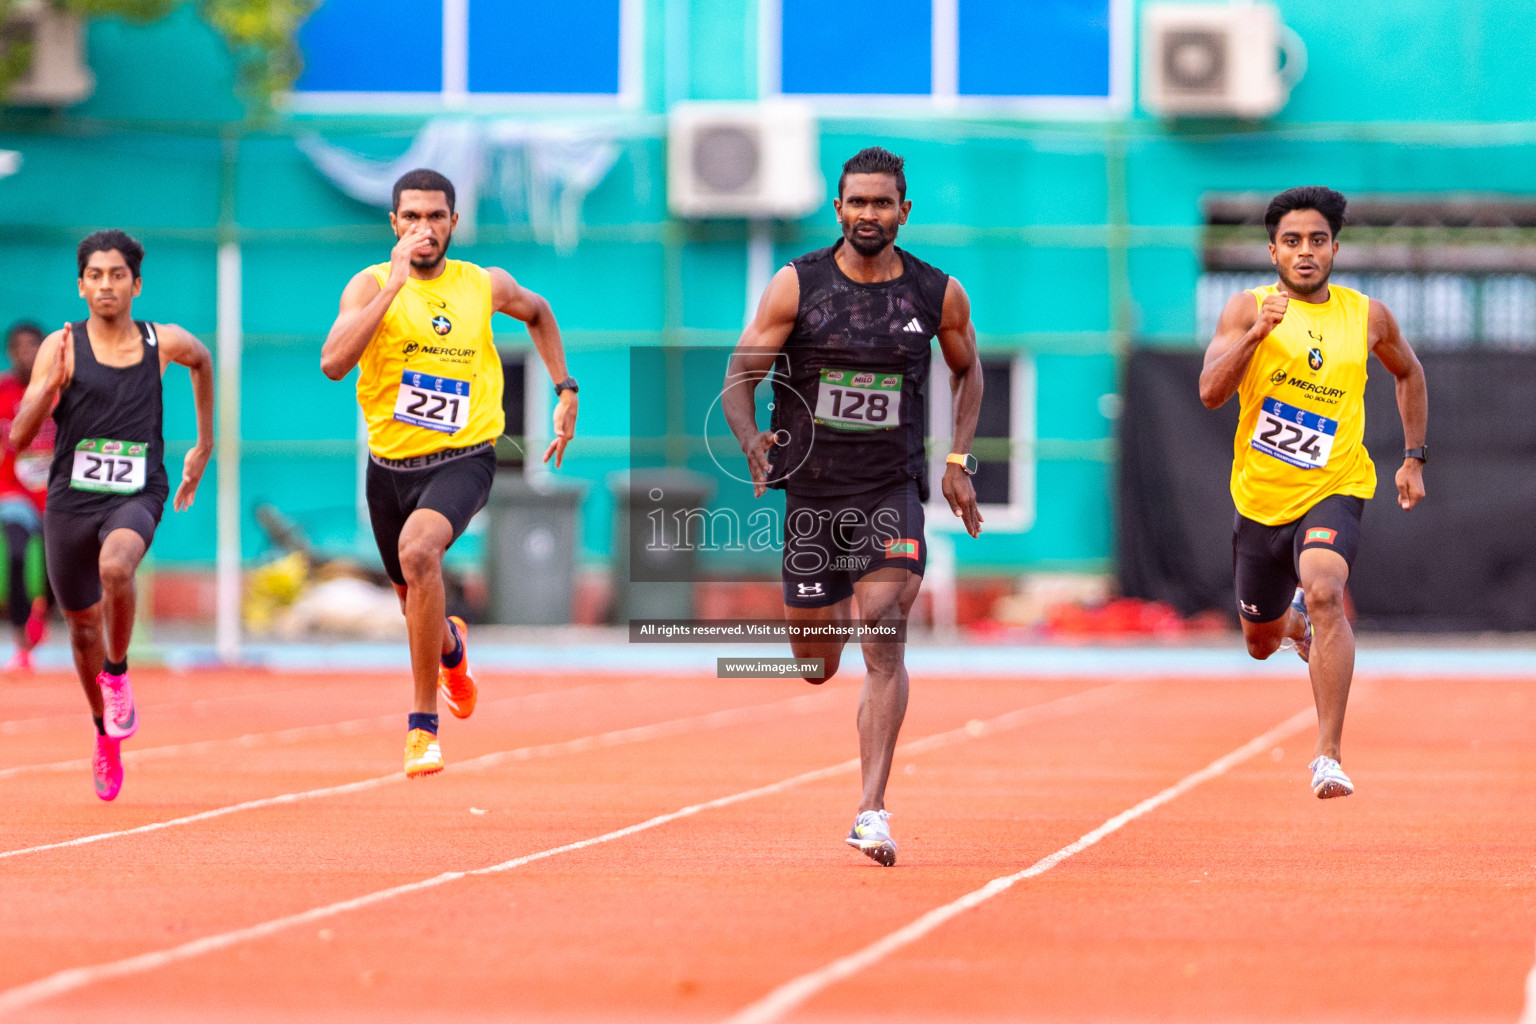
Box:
[410,235,452,271]
[1277,262,1330,300]
[844,221,894,257]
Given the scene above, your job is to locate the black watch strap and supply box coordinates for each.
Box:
[1404,445,1428,464]
[554,377,579,395]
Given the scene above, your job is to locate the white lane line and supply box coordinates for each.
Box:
[0,689,840,861]
[0,677,419,734]
[721,705,1317,1024]
[0,680,1138,1015]
[1520,938,1536,1024]
[0,678,639,779]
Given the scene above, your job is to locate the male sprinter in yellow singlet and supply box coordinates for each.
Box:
[323,169,578,777]
[1201,186,1427,799]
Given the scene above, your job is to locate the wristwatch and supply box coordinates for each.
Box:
[1404,446,1428,464]
[553,377,579,396]
[945,452,978,476]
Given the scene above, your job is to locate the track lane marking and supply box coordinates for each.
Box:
[720,705,1317,1024]
[0,680,1137,1014]
[0,677,676,778]
[1521,939,1536,1024]
[0,688,843,860]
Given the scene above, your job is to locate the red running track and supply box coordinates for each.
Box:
[1,664,1533,1023]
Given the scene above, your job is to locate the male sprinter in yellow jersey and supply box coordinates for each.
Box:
[322,169,578,777]
[1201,186,1427,799]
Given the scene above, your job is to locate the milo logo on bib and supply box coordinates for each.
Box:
[814,368,903,432]
[70,438,147,494]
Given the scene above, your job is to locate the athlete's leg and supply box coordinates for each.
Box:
[396,508,455,714]
[1298,546,1353,762]
[851,567,922,813]
[1239,606,1308,660]
[1233,511,1306,658]
[391,583,458,660]
[785,596,853,682]
[3,521,30,653]
[97,528,147,663]
[61,605,106,717]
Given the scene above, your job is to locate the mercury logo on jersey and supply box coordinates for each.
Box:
[1270,369,1288,385]
[1286,378,1347,405]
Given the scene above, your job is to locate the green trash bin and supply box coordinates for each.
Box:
[609,469,716,623]
[484,474,586,624]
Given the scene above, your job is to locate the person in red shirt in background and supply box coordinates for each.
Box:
[0,321,54,670]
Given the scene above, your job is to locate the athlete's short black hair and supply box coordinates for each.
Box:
[839,147,907,202]
[1265,186,1347,240]
[392,168,456,213]
[77,229,145,280]
[5,321,42,349]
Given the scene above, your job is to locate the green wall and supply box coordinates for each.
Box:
[1,0,1531,576]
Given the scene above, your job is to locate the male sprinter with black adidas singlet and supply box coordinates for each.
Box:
[10,230,214,801]
[1201,186,1427,799]
[323,169,578,778]
[723,148,984,865]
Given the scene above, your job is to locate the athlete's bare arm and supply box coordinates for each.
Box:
[156,323,215,511]
[1368,298,1428,510]
[10,324,72,450]
[488,267,577,469]
[937,277,984,537]
[722,266,800,498]
[1199,291,1288,409]
[320,223,433,381]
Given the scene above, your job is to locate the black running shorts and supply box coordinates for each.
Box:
[1232,493,1364,623]
[366,444,495,586]
[44,496,161,612]
[782,480,926,609]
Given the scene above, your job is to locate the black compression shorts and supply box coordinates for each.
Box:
[782,480,926,608]
[1232,493,1364,623]
[366,445,495,586]
[44,497,161,612]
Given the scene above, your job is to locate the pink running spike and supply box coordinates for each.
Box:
[97,671,138,739]
[93,734,123,801]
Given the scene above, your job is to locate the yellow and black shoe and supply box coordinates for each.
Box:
[404,728,443,778]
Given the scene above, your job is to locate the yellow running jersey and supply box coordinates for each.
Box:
[1230,284,1376,525]
[355,259,505,460]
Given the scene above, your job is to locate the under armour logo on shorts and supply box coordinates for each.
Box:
[797,582,824,597]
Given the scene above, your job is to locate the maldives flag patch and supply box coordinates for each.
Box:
[1304,527,1337,545]
[884,538,921,559]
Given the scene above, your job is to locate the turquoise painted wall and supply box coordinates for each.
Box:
[0,0,1531,577]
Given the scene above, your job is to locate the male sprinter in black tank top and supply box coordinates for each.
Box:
[723,148,984,866]
[10,230,214,801]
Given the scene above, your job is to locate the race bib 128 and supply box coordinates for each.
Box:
[1250,397,1337,470]
[814,369,902,432]
[393,371,471,434]
[70,438,147,494]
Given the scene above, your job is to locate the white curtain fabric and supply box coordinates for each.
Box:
[298,120,620,252]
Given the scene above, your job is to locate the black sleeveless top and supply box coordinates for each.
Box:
[47,320,168,514]
[767,241,949,501]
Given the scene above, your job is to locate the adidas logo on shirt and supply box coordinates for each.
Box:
[900,318,925,333]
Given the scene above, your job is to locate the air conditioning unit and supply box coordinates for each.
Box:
[668,101,822,219]
[1141,2,1304,119]
[4,0,94,107]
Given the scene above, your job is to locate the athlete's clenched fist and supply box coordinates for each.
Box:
[1253,294,1289,340]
